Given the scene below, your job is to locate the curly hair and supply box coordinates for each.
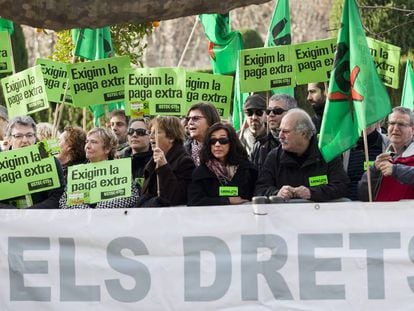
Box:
[62,126,86,165]
[200,122,248,165]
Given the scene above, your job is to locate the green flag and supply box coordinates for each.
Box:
[72,27,114,60]
[401,60,414,109]
[265,0,291,47]
[232,56,249,131]
[265,0,294,97]
[199,13,243,74]
[318,0,391,162]
[0,18,14,35]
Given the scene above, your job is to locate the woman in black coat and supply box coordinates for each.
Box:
[188,122,258,206]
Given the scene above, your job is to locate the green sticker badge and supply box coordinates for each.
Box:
[219,186,239,197]
[0,31,14,73]
[1,65,49,118]
[68,56,130,107]
[240,45,294,93]
[186,71,233,118]
[67,158,132,205]
[125,67,186,116]
[308,175,328,187]
[0,145,61,201]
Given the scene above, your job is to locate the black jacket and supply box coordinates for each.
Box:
[120,147,153,184]
[188,159,258,206]
[254,136,349,202]
[251,131,280,171]
[137,143,195,207]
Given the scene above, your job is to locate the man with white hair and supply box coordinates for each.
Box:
[359,106,414,201]
[254,108,349,202]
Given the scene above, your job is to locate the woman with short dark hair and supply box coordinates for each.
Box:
[137,116,195,207]
[185,102,221,166]
[188,122,257,206]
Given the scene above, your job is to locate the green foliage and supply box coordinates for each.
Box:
[51,30,74,62]
[240,28,264,49]
[111,23,153,67]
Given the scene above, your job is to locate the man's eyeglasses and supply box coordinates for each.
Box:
[266,107,286,115]
[128,128,148,136]
[186,116,205,122]
[388,121,411,128]
[11,133,36,140]
[209,137,230,145]
[244,109,264,117]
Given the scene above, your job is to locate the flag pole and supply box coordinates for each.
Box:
[53,55,77,137]
[362,128,373,202]
[154,118,161,197]
[177,16,199,67]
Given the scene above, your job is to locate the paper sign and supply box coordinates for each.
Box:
[125,67,186,116]
[66,158,132,205]
[186,71,233,119]
[239,45,294,93]
[0,31,14,73]
[366,37,401,89]
[293,38,337,85]
[36,58,73,104]
[67,56,130,107]
[1,65,49,118]
[0,144,61,200]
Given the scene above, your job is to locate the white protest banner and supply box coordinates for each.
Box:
[2,202,414,310]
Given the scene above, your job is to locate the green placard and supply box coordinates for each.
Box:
[293,38,337,85]
[0,145,61,201]
[67,56,130,107]
[1,65,49,118]
[186,71,233,119]
[219,186,239,197]
[66,158,132,205]
[0,31,13,73]
[125,67,186,116]
[36,58,73,104]
[308,175,328,187]
[239,45,294,93]
[366,37,401,89]
[37,139,61,156]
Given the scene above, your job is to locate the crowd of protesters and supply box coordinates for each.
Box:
[0,85,413,209]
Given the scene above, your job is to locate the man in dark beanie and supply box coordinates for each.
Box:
[239,94,267,159]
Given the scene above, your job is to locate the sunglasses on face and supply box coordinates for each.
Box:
[266,107,287,115]
[209,137,230,145]
[244,109,264,117]
[128,128,148,136]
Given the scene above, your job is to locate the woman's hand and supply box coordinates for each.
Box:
[152,147,168,168]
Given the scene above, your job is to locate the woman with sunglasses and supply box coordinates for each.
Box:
[59,127,139,209]
[188,122,258,206]
[184,102,221,166]
[120,118,152,188]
